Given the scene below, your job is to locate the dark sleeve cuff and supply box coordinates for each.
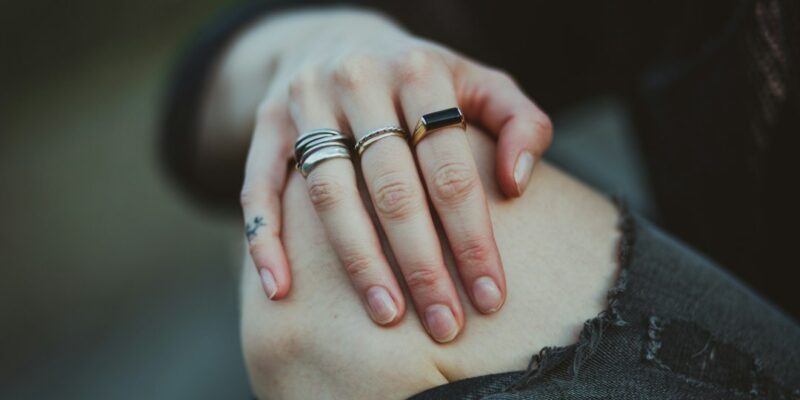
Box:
[159,0,324,209]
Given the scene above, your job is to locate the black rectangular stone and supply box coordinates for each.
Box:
[423,107,464,131]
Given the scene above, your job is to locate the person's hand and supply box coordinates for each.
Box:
[240,10,552,343]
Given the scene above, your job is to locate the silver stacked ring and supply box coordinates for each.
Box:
[294,129,353,177]
[354,126,408,158]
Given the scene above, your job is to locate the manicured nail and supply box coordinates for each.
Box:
[472,276,503,313]
[514,151,535,195]
[366,286,398,325]
[424,304,458,343]
[259,269,277,299]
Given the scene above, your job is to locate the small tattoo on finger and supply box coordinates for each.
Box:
[245,216,266,242]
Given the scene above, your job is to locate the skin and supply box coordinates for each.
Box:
[199,8,553,342]
[241,127,620,399]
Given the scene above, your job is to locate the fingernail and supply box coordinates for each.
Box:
[514,151,535,195]
[424,304,458,343]
[366,286,398,325]
[472,276,503,313]
[259,269,277,299]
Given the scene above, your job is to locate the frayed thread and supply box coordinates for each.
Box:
[643,315,670,370]
[506,346,574,390]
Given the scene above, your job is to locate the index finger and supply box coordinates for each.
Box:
[455,62,553,197]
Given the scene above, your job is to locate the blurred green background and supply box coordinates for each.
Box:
[0,1,654,398]
[1,1,250,398]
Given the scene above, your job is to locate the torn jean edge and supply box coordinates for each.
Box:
[502,197,634,392]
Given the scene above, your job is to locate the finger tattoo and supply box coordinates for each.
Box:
[245,216,266,242]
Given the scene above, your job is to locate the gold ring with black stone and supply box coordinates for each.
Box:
[410,107,466,147]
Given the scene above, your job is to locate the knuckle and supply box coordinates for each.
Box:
[404,265,442,293]
[533,112,553,139]
[395,47,439,84]
[287,69,322,103]
[287,81,305,103]
[240,187,259,208]
[332,54,380,90]
[248,240,269,259]
[453,237,493,268]
[306,177,347,212]
[372,172,420,221]
[341,253,375,281]
[487,68,516,86]
[255,100,284,126]
[430,161,478,204]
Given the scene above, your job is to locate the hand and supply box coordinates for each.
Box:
[239,10,552,342]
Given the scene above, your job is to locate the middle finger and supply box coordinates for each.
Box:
[334,61,465,343]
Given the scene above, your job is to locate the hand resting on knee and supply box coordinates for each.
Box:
[240,126,620,399]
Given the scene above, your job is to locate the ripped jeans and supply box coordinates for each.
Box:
[411,208,800,400]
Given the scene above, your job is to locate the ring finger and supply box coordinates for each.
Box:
[287,73,405,326]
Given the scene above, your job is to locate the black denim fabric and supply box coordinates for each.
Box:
[410,208,800,399]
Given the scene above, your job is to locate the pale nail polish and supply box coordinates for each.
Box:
[366,286,398,325]
[514,151,535,195]
[472,276,503,313]
[424,304,458,343]
[260,269,277,299]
